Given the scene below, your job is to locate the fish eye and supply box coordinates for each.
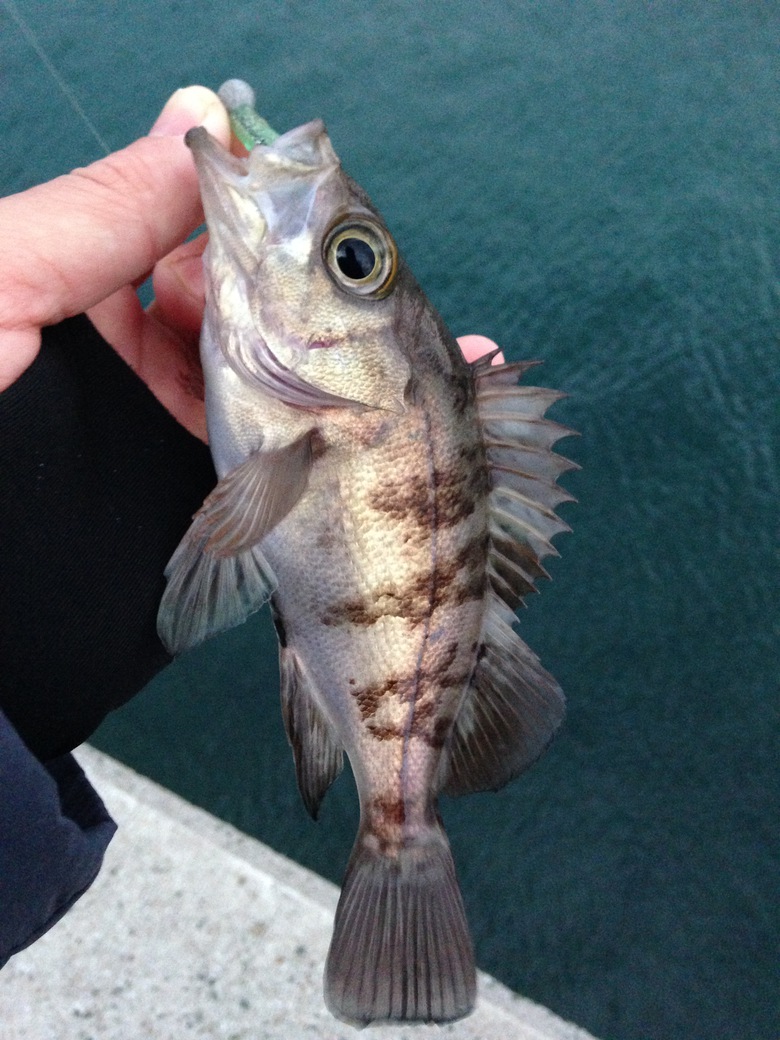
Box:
[336,237,376,280]
[323,219,398,298]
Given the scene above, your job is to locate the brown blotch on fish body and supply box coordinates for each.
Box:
[350,641,460,721]
[367,722,405,742]
[364,795,413,855]
[432,463,489,528]
[368,463,488,532]
[369,795,407,828]
[322,533,489,629]
[350,640,469,749]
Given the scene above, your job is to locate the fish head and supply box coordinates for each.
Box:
[187,121,413,412]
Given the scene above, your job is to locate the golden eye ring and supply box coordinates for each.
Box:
[323,218,398,298]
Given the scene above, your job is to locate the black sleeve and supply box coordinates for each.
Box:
[0,314,217,760]
[0,709,117,968]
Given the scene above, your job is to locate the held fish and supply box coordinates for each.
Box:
[158,80,576,1026]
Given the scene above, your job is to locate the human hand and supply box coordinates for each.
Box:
[0,86,231,441]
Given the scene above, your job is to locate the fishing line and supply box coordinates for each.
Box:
[3,0,111,156]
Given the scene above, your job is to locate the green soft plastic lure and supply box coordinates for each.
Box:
[218,78,279,149]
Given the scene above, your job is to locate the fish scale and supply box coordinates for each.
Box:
[157,79,575,1026]
[265,378,487,789]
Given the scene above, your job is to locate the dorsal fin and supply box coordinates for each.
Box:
[477,358,578,611]
[440,358,576,797]
[442,596,566,796]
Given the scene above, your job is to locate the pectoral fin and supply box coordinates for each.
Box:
[157,527,276,654]
[197,431,314,556]
[157,432,315,654]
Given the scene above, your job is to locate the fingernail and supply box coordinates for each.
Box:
[149,85,229,140]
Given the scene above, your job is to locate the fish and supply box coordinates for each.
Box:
[157,80,576,1026]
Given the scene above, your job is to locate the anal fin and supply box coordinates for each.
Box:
[278,638,343,819]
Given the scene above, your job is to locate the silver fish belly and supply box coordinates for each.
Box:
[158,84,575,1026]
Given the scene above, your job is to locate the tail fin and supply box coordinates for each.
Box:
[324,824,476,1025]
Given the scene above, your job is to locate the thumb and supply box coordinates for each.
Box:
[0,86,230,389]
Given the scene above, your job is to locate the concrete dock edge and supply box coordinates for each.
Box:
[0,746,598,1040]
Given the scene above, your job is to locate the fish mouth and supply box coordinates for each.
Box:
[186,121,340,257]
[187,123,357,409]
[186,126,267,269]
[185,117,339,182]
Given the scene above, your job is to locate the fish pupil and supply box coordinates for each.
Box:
[336,238,376,280]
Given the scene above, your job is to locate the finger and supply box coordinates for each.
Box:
[0,330,41,390]
[88,287,208,442]
[87,232,208,437]
[87,286,145,369]
[0,86,230,338]
[147,233,208,340]
[457,334,504,364]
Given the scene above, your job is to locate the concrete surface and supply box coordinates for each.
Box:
[0,746,598,1040]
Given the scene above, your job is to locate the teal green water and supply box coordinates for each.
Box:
[2,3,778,1038]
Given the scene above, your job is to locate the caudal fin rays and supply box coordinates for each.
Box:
[325,826,476,1025]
